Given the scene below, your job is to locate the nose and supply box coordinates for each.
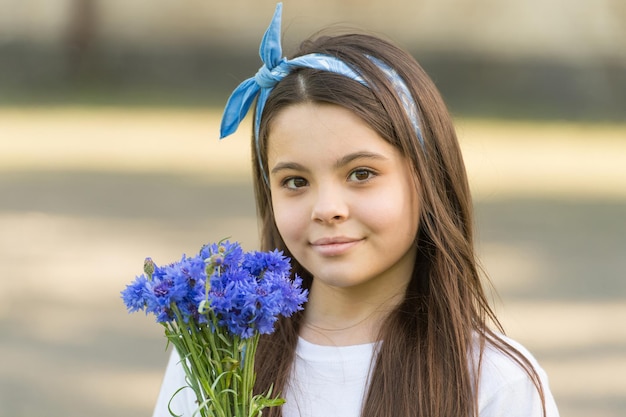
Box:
[310,184,348,224]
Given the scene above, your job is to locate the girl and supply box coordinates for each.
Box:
[153,3,559,417]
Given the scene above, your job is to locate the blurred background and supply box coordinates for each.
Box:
[0,0,624,416]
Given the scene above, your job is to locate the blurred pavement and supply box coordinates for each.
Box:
[0,108,625,416]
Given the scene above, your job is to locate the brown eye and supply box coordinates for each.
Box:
[284,177,308,189]
[349,169,374,182]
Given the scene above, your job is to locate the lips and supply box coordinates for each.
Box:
[310,236,363,257]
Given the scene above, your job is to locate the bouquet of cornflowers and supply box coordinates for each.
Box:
[121,240,308,417]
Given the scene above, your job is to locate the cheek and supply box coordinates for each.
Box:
[271,196,304,242]
[364,183,420,237]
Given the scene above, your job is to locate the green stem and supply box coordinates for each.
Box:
[171,305,227,417]
[202,316,230,416]
[241,334,259,417]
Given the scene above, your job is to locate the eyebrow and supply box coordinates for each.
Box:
[270,151,389,175]
[335,151,389,168]
[270,161,308,175]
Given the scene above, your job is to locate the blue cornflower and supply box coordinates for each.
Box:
[209,269,259,338]
[241,249,291,277]
[208,265,307,338]
[152,268,186,308]
[143,278,175,322]
[122,240,308,334]
[200,240,244,269]
[121,274,150,313]
[273,273,309,317]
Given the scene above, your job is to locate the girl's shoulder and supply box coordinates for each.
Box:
[477,333,542,381]
[474,333,560,417]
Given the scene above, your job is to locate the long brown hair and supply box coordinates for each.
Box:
[250,33,545,417]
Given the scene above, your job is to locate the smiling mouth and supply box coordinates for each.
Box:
[310,237,363,257]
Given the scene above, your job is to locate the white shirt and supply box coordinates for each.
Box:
[282,338,378,417]
[151,335,559,417]
[473,336,559,417]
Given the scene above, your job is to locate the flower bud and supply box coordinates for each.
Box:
[210,254,224,266]
[143,257,155,280]
[198,299,210,314]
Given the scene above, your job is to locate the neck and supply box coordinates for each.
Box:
[299,281,405,346]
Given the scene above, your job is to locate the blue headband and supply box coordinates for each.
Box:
[220,2,424,176]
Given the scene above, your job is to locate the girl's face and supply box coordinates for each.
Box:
[267,103,420,296]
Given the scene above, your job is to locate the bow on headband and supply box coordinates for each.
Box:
[219,2,424,174]
[220,3,367,140]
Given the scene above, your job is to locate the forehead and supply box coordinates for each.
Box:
[266,103,396,161]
